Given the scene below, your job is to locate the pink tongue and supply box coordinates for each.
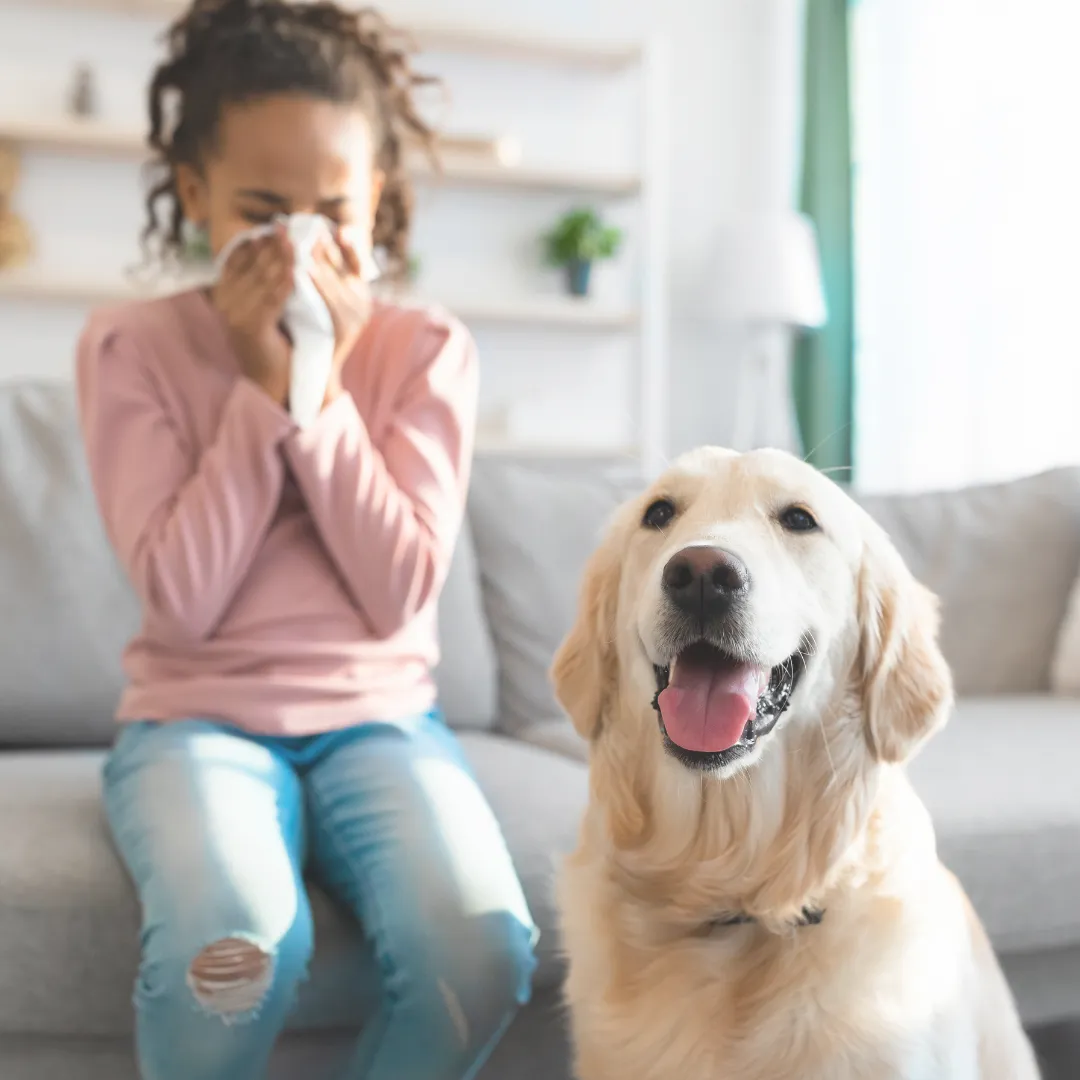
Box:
[658,658,767,754]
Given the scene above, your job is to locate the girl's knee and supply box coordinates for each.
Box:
[141,918,313,1026]
[410,913,538,1055]
[132,928,312,1080]
[465,913,537,1017]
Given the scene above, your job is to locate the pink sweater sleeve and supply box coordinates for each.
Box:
[283,314,478,638]
[76,314,295,644]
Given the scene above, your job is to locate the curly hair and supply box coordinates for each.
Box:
[143,0,437,278]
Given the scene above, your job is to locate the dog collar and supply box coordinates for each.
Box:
[709,906,825,931]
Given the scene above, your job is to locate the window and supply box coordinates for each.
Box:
[852,0,1080,492]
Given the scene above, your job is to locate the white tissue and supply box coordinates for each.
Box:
[214,213,379,428]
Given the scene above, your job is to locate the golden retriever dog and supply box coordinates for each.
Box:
[552,447,1039,1080]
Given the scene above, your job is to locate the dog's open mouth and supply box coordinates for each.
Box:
[652,640,809,770]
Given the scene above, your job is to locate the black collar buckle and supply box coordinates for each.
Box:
[711,905,825,930]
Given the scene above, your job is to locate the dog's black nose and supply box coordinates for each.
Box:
[662,546,750,619]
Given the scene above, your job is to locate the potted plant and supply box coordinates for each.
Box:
[542,207,623,298]
[180,222,213,266]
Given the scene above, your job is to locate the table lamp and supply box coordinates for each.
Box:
[710,212,827,452]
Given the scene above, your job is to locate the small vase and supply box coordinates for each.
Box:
[69,64,97,118]
[566,259,592,297]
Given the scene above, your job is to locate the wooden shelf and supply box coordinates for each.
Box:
[0,117,640,196]
[416,159,640,197]
[18,1,643,71]
[0,268,639,331]
[0,268,168,305]
[407,23,641,72]
[0,116,139,156]
[393,292,638,331]
[474,440,638,459]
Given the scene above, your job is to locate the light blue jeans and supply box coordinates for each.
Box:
[102,712,537,1080]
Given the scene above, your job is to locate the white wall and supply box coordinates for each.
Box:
[0,0,804,456]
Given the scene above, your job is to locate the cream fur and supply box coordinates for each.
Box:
[552,447,1039,1080]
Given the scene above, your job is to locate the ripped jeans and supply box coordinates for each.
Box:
[102,713,537,1080]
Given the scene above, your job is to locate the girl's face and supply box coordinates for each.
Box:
[176,95,385,257]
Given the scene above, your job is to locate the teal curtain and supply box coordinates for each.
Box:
[794,0,855,473]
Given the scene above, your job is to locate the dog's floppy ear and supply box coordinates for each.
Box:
[551,538,621,740]
[857,521,954,764]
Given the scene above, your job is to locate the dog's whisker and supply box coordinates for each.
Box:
[816,711,838,788]
[740,764,753,796]
[801,422,853,467]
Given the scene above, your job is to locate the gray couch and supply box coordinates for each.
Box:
[1,382,1078,1079]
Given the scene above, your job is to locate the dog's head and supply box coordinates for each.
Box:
[553,448,953,782]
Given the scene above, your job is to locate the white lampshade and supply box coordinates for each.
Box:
[709,211,827,329]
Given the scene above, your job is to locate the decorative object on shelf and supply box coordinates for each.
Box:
[542,207,623,298]
[0,146,19,203]
[0,215,32,270]
[0,146,32,269]
[180,221,212,266]
[433,133,523,167]
[708,211,827,454]
[67,63,98,119]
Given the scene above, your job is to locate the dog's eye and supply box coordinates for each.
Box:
[642,498,676,530]
[779,505,819,533]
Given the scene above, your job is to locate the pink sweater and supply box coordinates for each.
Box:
[76,289,477,735]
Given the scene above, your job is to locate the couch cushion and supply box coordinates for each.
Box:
[517,717,588,764]
[0,382,497,741]
[857,468,1080,694]
[431,518,499,730]
[908,695,1080,954]
[1049,570,1080,694]
[0,733,586,1037]
[467,459,643,732]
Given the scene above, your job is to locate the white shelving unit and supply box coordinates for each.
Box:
[0,0,669,471]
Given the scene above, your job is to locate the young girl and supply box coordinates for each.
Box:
[75,2,536,1077]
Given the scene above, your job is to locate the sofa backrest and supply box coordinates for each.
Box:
[463,458,1080,731]
[0,381,498,746]
[466,457,645,732]
[858,467,1080,694]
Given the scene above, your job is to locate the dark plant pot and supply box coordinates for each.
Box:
[565,259,592,297]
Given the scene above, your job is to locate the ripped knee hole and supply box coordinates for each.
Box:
[186,937,274,1017]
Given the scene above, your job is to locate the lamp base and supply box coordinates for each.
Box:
[730,324,802,455]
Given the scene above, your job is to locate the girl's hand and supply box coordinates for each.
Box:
[213,226,294,406]
[309,233,373,406]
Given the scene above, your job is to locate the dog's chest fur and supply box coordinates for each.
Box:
[561,858,979,1080]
